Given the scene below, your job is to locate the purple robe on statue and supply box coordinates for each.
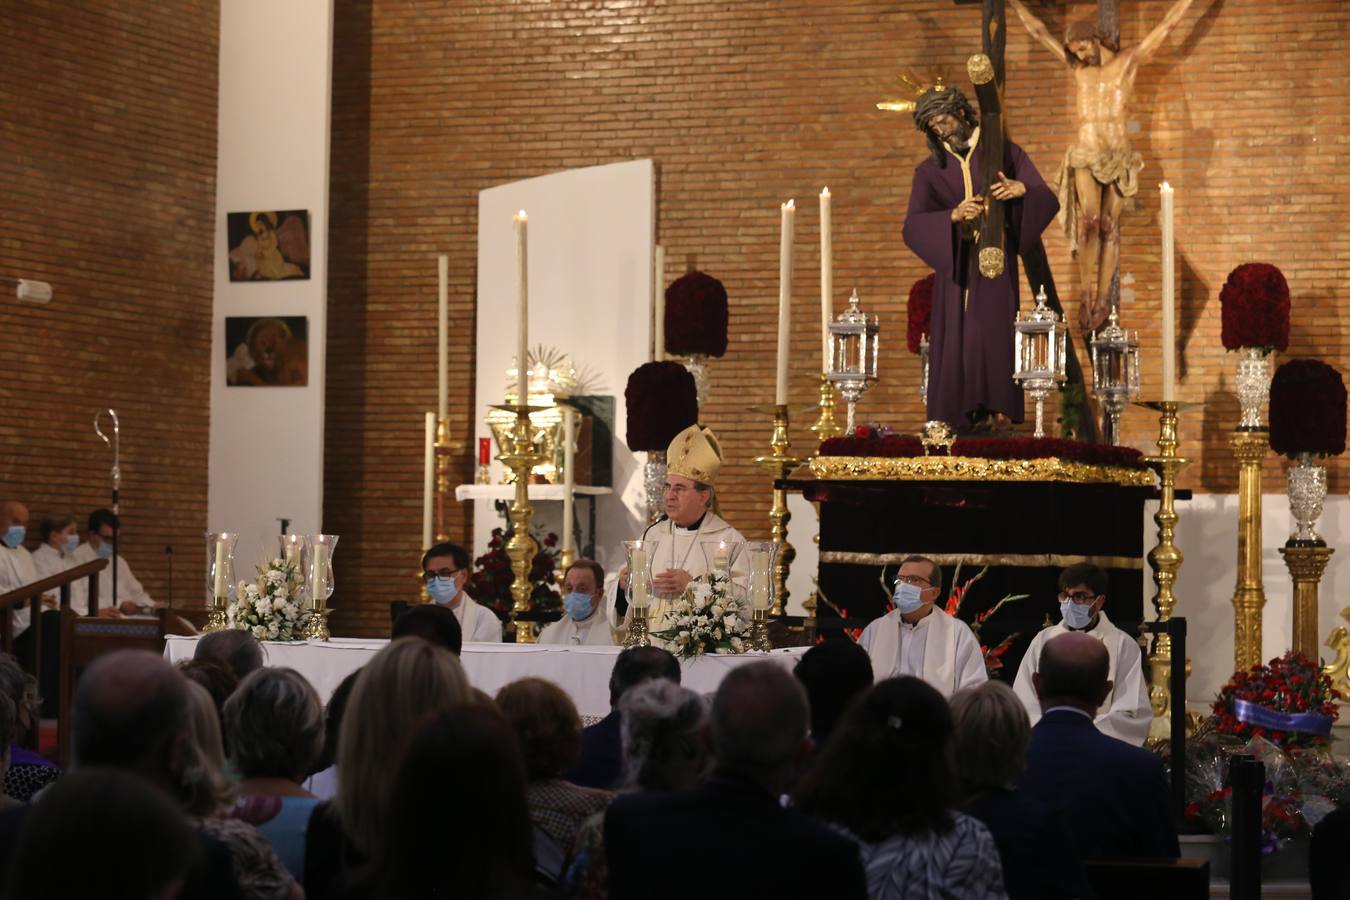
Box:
[903,138,1058,426]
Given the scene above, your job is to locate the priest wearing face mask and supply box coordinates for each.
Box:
[1012,563,1151,746]
[421,541,503,643]
[539,559,614,646]
[69,509,157,615]
[858,555,987,697]
[607,424,748,633]
[31,515,80,581]
[0,500,38,637]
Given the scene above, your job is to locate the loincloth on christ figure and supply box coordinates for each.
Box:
[1054,144,1144,255]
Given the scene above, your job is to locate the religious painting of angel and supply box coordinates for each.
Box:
[225,316,309,387]
[227,210,311,281]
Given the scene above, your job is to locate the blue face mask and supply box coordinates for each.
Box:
[1,526,24,550]
[62,534,79,554]
[427,575,459,604]
[893,581,925,615]
[94,540,115,560]
[564,591,595,621]
[1060,599,1095,630]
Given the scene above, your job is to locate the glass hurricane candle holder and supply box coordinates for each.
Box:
[744,541,779,651]
[204,532,238,633]
[622,539,661,648]
[305,534,339,641]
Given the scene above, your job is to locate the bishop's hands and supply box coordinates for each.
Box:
[990,171,1026,201]
[652,569,694,596]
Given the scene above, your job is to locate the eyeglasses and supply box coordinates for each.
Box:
[662,483,703,497]
[896,575,932,588]
[1060,592,1100,605]
[423,567,463,583]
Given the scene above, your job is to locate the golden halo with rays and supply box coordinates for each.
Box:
[876,66,951,113]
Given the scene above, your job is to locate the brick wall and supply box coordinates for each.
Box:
[0,2,218,605]
[326,0,1350,636]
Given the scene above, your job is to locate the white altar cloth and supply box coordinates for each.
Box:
[164,636,809,719]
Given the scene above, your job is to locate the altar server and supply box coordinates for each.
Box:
[607,424,748,631]
[69,509,157,614]
[539,558,614,646]
[0,501,37,636]
[1012,562,1152,746]
[858,555,987,697]
[31,514,79,581]
[421,541,503,643]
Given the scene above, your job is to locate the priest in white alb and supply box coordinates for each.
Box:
[1012,562,1152,746]
[539,558,614,645]
[607,424,747,633]
[858,555,987,697]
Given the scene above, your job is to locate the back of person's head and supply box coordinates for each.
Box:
[311,667,361,776]
[1058,562,1109,595]
[337,638,473,853]
[618,678,708,791]
[3,769,200,900]
[173,678,234,816]
[392,603,463,656]
[795,676,957,841]
[0,693,14,775]
[0,654,33,744]
[1035,631,1112,712]
[73,650,190,783]
[608,645,681,708]
[193,628,265,682]
[373,704,533,900]
[495,676,581,781]
[87,508,119,534]
[420,541,470,572]
[794,639,874,745]
[950,680,1030,795]
[710,661,809,786]
[176,656,239,725]
[223,667,324,782]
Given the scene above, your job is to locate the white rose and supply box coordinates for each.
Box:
[731,637,744,653]
[725,614,739,631]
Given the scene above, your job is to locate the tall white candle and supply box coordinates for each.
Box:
[819,188,833,374]
[513,211,530,404]
[422,411,436,549]
[776,199,795,405]
[212,538,228,599]
[749,549,771,610]
[1160,183,1176,402]
[312,543,328,610]
[654,244,666,361]
[562,407,576,555]
[437,255,449,421]
[630,548,648,608]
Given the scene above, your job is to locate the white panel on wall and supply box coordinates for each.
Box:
[473,161,654,578]
[209,1,334,569]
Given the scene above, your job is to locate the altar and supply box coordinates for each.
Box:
[164,635,808,719]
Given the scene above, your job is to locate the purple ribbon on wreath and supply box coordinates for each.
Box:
[1232,698,1334,736]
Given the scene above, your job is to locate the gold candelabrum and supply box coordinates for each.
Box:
[1139,401,1192,741]
[493,403,546,644]
[809,374,843,441]
[1230,429,1269,670]
[1281,544,1334,659]
[622,606,651,649]
[754,405,802,617]
[204,599,229,633]
[434,415,454,543]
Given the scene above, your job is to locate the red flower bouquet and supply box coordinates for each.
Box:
[624,361,699,451]
[907,274,935,355]
[1212,651,1338,751]
[1268,359,1347,459]
[1220,263,1290,352]
[664,271,729,358]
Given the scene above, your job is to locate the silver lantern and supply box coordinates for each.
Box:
[1089,309,1140,445]
[828,289,880,433]
[1012,286,1067,439]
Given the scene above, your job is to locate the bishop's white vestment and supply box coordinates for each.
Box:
[858,607,988,697]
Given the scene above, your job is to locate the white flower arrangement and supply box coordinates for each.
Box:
[229,558,311,642]
[651,573,751,659]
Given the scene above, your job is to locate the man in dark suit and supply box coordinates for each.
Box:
[565,645,679,789]
[605,661,866,900]
[1020,632,1179,860]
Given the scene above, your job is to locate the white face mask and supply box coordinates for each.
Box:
[893,582,925,615]
[1060,599,1095,630]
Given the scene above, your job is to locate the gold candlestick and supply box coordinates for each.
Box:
[204,599,229,633]
[1281,544,1333,659]
[1230,429,1269,670]
[621,607,651,648]
[434,415,454,543]
[493,403,546,644]
[754,405,802,617]
[809,374,843,442]
[751,608,772,652]
[1137,400,1193,741]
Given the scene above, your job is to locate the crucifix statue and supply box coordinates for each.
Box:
[1007,0,1197,335]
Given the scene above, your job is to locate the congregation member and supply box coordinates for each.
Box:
[29,513,79,581]
[0,655,58,802]
[391,601,463,654]
[195,627,266,682]
[497,677,613,884]
[858,555,988,696]
[421,540,503,642]
[565,645,681,790]
[793,638,874,747]
[1019,632,1179,860]
[305,637,474,900]
[539,558,614,645]
[606,661,867,900]
[0,500,37,637]
[224,667,326,880]
[0,695,20,813]
[69,508,158,613]
[1012,562,1151,745]
[608,424,748,630]
[178,655,240,725]
[796,677,1007,900]
[303,668,360,801]
[951,680,1089,900]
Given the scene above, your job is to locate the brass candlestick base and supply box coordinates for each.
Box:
[622,606,651,648]
[1281,543,1333,659]
[753,404,802,617]
[203,600,229,633]
[434,416,455,543]
[493,403,548,644]
[1231,429,1269,670]
[751,607,773,652]
[809,374,843,442]
[303,609,331,642]
[1136,400,1195,740]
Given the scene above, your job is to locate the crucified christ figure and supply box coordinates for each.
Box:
[1008,0,1196,335]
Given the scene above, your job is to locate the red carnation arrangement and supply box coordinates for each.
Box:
[907,274,935,355]
[624,361,698,451]
[817,433,1147,470]
[1220,263,1290,352]
[1212,651,1338,751]
[1268,359,1347,459]
[664,271,729,358]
